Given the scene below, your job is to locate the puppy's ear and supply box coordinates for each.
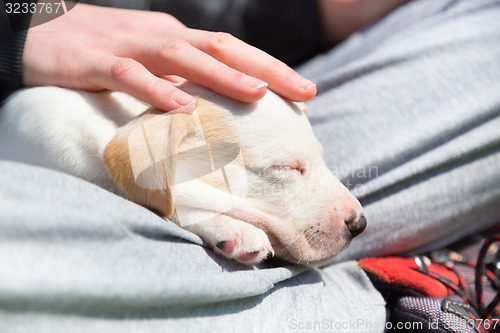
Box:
[103,109,197,218]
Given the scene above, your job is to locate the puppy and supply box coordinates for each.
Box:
[0,83,366,265]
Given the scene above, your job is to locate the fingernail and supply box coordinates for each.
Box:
[296,76,316,92]
[241,73,268,90]
[173,91,197,107]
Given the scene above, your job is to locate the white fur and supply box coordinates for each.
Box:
[0,85,364,265]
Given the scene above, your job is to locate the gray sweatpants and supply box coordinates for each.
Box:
[299,0,500,262]
[1,0,499,332]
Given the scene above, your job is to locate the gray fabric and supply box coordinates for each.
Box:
[2,0,500,331]
[297,0,500,262]
[0,162,385,332]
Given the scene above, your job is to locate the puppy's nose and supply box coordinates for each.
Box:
[346,215,367,237]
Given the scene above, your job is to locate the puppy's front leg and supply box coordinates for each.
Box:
[181,212,273,264]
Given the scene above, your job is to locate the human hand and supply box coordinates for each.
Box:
[22,4,317,112]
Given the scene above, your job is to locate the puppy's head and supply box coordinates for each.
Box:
[104,83,365,265]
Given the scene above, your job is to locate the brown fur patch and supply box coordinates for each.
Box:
[103,97,245,218]
[189,98,245,191]
[196,98,236,143]
[103,110,196,218]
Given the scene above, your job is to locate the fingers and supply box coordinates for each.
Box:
[181,30,317,102]
[90,27,317,111]
[127,38,269,104]
[93,57,197,113]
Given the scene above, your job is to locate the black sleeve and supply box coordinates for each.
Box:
[0,1,33,102]
[150,0,322,67]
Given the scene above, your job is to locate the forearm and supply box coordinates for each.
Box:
[319,0,410,44]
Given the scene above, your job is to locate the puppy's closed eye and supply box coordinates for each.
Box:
[267,164,306,177]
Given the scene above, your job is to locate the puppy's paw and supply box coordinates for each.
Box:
[184,215,274,264]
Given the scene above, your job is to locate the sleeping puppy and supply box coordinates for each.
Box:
[0,83,366,265]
